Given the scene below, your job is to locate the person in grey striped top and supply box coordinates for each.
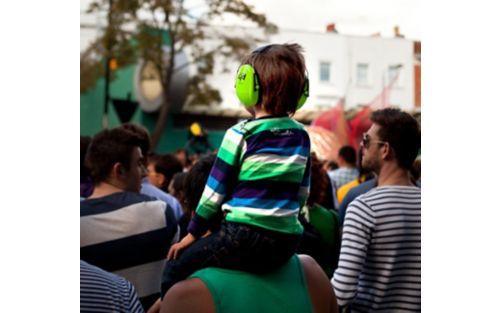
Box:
[332,108,421,312]
[80,261,144,313]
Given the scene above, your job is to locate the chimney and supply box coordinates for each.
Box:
[394,25,405,38]
[326,23,338,33]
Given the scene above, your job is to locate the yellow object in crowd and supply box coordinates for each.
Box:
[337,175,366,204]
[190,122,202,136]
[109,58,118,71]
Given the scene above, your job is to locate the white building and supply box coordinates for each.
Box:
[204,26,417,114]
[80,20,419,117]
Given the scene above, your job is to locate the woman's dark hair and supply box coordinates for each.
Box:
[183,154,216,212]
[154,153,183,192]
[307,153,332,208]
[170,172,188,208]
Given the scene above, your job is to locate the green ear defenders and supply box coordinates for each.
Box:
[234,46,309,110]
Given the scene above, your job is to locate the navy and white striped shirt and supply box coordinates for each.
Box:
[80,260,144,313]
[81,192,178,310]
[332,186,421,312]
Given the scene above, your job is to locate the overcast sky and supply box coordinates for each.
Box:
[241,0,420,40]
[81,0,420,41]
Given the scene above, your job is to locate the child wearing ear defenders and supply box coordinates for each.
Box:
[160,43,312,298]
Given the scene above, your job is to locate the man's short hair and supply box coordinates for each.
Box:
[338,145,357,165]
[241,43,307,116]
[119,123,152,158]
[371,108,421,170]
[85,128,143,184]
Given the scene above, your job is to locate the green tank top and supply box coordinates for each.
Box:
[190,255,313,313]
[308,203,339,247]
[307,203,340,278]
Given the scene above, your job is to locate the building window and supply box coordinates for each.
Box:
[356,63,369,86]
[388,64,403,86]
[319,61,331,82]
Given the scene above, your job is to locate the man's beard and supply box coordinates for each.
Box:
[362,158,380,175]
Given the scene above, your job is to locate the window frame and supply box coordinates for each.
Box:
[356,63,370,87]
[319,61,331,83]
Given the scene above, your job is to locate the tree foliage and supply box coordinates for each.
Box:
[80,0,277,148]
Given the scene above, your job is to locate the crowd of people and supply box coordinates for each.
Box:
[80,43,421,313]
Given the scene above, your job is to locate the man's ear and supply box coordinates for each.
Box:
[381,143,392,161]
[111,162,125,179]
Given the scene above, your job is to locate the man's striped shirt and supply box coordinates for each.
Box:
[81,192,178,309]
[188,116,311,237]
[80,260,144,313]
[332,186,421,312]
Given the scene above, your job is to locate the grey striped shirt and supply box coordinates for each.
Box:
[332,186,421,312]
[80,260,144,313]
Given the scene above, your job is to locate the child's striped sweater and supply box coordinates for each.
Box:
[188,116,311,237]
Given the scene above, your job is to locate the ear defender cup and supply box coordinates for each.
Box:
[234,60,309,110]
[235,64,260,108]
[297,77,309,110]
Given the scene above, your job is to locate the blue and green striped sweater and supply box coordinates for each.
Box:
[187,116,311,237]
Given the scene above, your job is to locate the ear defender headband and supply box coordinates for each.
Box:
[235,44,309,110]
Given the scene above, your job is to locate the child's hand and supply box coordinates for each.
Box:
[202,230,212,238]
[167,233,196,260]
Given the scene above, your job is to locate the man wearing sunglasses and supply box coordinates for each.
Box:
[332,108,421,312]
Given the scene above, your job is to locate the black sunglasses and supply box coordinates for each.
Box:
[361,132,388,149]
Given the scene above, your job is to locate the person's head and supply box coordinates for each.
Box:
[307,154,332,208]
[80,136,92,178]
[183,154,216,212]
[175,148,191,169]
[361,108,421,173]
[168,172,188,212]
[119,123,152,163]
[147,153,183,192]
[323,160,338,172]
[238,43,308,116]
[85,128,147,193]
[410,158,421,182]
[337,145,357,167]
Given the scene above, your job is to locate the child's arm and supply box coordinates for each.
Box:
[166,233,196,260]
[166,229,212,260]
[187,127,244,238]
